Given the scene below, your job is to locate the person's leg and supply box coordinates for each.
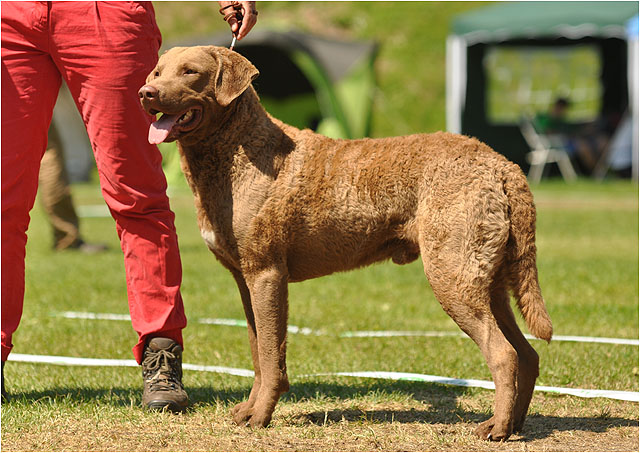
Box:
[49,2,186,365]
[38,124,108,254]
[39,124,82,250]
[1,1,62,362]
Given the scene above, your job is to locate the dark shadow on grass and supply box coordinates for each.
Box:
[3,387,143,407]
[6,381,637,442]
[299,408,637,435]
[4,385,251,410]
[515,413,639,441]
[189,380,638,441]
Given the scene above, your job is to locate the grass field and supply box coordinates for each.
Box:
[2,2,638,451]
[1,177,638,451]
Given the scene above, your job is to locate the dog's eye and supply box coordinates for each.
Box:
[154,71,160,77]
[184,69,197,75]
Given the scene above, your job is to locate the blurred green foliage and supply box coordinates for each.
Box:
[153,1,491,138]
[486,45,602,124]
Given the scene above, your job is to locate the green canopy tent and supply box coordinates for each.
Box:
[446,1,638,174]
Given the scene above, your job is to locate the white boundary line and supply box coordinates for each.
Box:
[341,330,640,346]
[57,311,640,346]
[308,371,640,402]
[76,204,111,218]
[60,312,131,321]
[9,354,254,377]
[9,353,639,403]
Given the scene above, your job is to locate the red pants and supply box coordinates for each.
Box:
[1,1,186,364]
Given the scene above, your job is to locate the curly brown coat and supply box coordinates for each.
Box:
[139,45,552,441]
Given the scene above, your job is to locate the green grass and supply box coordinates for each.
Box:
[2,177,638,451]
[3,3,638,450]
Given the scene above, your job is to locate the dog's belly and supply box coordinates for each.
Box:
[285,231,420,282]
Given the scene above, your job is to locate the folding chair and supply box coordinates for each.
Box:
[520,116,577,184]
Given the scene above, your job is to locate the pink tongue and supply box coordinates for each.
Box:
[148,114,180,144]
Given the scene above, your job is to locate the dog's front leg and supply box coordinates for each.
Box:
[229,270,263,424]
[237,266,290,428]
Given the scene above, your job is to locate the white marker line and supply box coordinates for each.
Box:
[76,205,111,218]
[182,363,254,377]
[61,312,324,336]
[191,317,323,335]
[9,354,254,378]
[56,311,639,346]
[531,334,639,346]
[9,354,639,402]
[308,371,640,403]
[198,317,247,327]
[341,331,464,338]
[60,312,131,321]
[341,330,640,346]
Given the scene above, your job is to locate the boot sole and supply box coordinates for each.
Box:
[145,399,187,413]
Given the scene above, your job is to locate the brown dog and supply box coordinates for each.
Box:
[139,46,552,441]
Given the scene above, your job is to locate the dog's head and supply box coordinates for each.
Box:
[139,45,259,144]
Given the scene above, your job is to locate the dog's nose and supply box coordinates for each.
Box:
[138,85,158,100]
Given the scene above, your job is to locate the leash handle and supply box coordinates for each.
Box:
[220,2,243,50]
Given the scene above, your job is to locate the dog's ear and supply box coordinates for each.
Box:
[208,46,259,107]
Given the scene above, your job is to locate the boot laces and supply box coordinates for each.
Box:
[143,348,182,391]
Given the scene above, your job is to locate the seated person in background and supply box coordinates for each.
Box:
[534,97,608,175]
[534,97,574,136]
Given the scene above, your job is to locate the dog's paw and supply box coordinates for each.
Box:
[475,417,512,442]
[232,408,253,426]
[231,401,252,417]
[232,401,254,425]
[232,404,271,428]
[247,412,272,428]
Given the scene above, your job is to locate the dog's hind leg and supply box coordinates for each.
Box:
[229,270,263,423]
[237,265,290,428]
[419,189,518,441]
[489,274,540,433]
[427,273,519,441]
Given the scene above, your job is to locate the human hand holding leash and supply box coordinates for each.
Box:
[219,1,258,49]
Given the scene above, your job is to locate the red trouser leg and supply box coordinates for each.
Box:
[1,2,62,361]
[1,2,187,364]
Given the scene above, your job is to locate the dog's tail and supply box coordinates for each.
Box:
[502,162,553,342]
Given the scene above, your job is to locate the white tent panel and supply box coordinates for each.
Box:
[445,35,467,134]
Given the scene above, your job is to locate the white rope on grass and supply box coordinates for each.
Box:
[8,353,639,402]
[8,354,254,377]
[76,205,111,218]
[308,371,640,402]
[57,311,640,346]
[341,330,466,339]
[341,330,640,346]
[60,312,131,321]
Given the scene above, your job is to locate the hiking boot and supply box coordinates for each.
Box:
[141,337,188,412]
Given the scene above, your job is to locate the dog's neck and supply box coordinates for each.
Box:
[179,86,293,178]
[176,86,297,269]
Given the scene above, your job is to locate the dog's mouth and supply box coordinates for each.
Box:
[148,106,203,144]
